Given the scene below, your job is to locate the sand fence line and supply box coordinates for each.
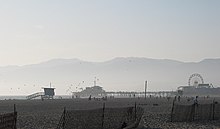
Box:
[0,104,17,129]
[56,102,144,129]
[171,99,220,122]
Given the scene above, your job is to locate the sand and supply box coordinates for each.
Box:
[0,97,220,129]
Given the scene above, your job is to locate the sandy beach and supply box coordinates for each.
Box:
[0,98,220,129]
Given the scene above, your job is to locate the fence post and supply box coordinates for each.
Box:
[62,107,66,129]
[170,99,175,122]
[213,98,215,120]
[14,104,17,129]
[102,103,105,129]
[14,104,16,113]
[135,102,137,120]
[145,81,147,99]
[192,103,196,121]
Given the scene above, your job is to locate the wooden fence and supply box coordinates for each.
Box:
[0,104,17,129]
[57,103,143,129]
[171,100,220,122]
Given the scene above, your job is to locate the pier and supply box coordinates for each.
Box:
[72,91,177,98]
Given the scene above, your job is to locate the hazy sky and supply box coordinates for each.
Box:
[0,0,220,66]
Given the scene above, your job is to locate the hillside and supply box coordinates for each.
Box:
[0,57,219,95]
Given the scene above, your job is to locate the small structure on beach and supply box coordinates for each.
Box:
[26,86,55,100]
[42,87,55,99]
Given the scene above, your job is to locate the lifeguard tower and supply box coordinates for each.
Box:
[26,84,55,100]
[42,87,55,99]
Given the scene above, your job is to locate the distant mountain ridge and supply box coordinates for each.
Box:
[0,57,219,95]
[1,57,220,67]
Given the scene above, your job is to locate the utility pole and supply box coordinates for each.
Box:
[145,80,147,99]
[94,77,96,86]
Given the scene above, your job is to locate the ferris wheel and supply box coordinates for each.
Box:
[188,73,204,86]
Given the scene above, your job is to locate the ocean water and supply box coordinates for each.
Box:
[0,95,72,100]
[0,96,26,100]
